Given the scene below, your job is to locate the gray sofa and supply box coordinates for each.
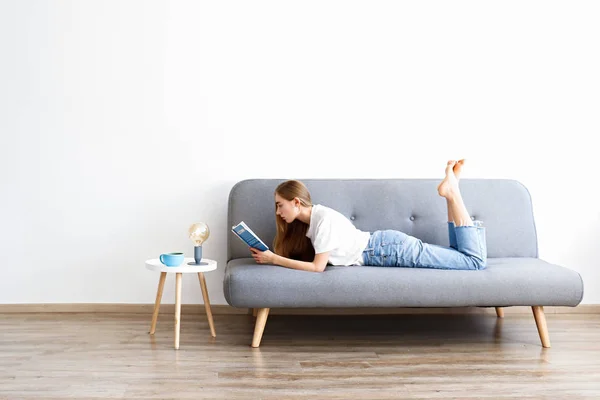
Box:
[224,179,584,348]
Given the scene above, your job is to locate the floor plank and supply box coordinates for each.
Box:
[1,312,599,399]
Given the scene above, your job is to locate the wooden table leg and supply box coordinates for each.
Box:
[174,273,182,350]
[150,272,167,334]
[198,272,216,337]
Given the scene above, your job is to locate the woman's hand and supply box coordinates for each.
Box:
[250,248,276,264]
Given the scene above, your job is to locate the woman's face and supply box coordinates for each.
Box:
[274,193,297,223]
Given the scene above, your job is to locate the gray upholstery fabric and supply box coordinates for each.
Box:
[225,179,583,308]
[224,258,583,308]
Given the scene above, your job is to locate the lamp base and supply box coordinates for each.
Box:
[188,261,209,266]
[190,245,204,265]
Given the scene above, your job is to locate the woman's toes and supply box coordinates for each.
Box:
[453,159,465,178]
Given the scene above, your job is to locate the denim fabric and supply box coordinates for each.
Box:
[361,222,487,270]
[448,221,458,250]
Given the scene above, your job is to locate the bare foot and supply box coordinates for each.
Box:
[437,160,460,199]
[453,159,465,180]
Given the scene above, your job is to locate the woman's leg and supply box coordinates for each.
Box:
[382,160,486,270]
[362,160,486,270]
[401,229,486,270]
[438,160,486,268]
[438,160,473,228]
[429,160,486,268]
[445,158,464,224]
[446,159,464,249]
[363,228,486,270]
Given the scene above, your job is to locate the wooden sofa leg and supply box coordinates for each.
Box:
[246,308,258,317]
[251,308,270,348]
[532,306,551,348]
[495,307,504,318]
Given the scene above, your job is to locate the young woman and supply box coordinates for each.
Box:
[249,160,487,273]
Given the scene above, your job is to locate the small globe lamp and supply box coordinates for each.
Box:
[188,222,210,265]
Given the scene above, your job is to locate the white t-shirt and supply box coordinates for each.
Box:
[305,204,371,266]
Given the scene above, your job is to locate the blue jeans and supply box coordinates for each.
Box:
[361,222,487,270]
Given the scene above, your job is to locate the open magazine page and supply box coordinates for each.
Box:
[231,221,269,251]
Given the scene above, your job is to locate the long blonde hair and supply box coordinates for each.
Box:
[273,180,315,262]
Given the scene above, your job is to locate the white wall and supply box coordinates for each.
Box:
[1,1,598,305]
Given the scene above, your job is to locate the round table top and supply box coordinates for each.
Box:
[145,258,217,273]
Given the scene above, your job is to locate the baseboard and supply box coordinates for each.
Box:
[0,304,597,315]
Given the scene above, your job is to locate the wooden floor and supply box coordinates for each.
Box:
[1,311,599,399]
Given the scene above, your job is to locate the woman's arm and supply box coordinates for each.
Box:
[273,252,330,273]
[250,248,330,273]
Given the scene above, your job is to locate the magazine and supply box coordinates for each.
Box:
[231,221,269,252]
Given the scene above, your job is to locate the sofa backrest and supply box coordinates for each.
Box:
[227,179,538,261]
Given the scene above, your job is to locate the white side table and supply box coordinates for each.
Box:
[145,258,217,349]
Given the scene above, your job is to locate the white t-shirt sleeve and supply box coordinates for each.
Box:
[311,216,340,254]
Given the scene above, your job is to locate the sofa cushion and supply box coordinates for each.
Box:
[224,257,583,308]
